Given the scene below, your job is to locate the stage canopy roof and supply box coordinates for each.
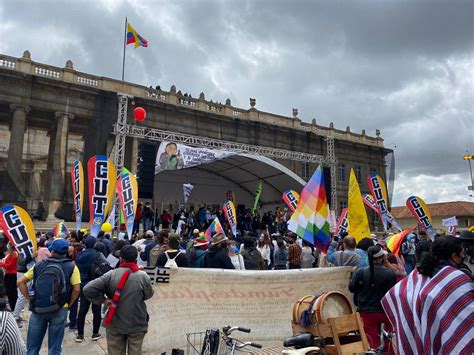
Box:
[154,154,306,210]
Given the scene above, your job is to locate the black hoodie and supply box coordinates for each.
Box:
[205,245,235,269]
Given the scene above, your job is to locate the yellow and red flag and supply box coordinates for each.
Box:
[406,196,435,240]
[117,167,138,239]
[126,22,148,48]
[87,155,117,237]
[0,205,37,259]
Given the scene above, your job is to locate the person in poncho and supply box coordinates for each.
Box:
[382,235,474,355]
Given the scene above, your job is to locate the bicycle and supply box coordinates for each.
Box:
[220,326,263,354]
[282,333,321,354]
[364,323,396,354]
[186,325,262,354]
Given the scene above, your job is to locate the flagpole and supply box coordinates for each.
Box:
[121,17,127,81]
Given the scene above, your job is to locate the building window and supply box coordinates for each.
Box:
[302,162,310,180]
[370,167,377,176]
[339,200,347,214]
[354,165,362,183]
[338,163,346,183]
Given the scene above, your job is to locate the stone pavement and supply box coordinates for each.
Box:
[19,310,107,355]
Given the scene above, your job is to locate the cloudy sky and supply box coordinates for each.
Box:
[1,0,473,206]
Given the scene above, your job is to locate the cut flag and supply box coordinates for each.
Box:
[406,196,435,240]
[336,208,349,238]
[205,217,225,242]
[126,22,148,48]
[183,183,194,203]
[282,189,300,212]
[385,227,416,256]
[287,164,331,252]
[348,169,371,242]
[223,200,237,237]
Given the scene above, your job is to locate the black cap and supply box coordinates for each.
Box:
[120,245,138,261]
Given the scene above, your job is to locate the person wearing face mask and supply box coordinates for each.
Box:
[227,240,245,270]
[382,235,474,355]
[401,234,417,274]
[205,234,235,269]
[459,227,474,278]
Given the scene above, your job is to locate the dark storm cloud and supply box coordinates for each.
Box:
[1,0,473,205]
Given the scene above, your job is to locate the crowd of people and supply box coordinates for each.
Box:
[133,203,292,237]
[0,203,473,354]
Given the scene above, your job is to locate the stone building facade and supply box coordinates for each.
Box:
[0,51,391,227]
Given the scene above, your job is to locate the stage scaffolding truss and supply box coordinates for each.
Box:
[112,93,338,210]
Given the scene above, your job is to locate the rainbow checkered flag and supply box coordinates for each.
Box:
[53,222,70,238]
[288,164,331,252]
[205,217,225,242]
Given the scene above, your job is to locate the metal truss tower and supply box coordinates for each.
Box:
[111,96,338,211]
[113,93,132,173]
[325,137,337,210]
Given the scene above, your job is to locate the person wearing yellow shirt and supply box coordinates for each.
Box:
[17,238,80,355]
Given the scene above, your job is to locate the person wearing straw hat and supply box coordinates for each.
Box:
[189,233,208,268]
[206,234,234,269]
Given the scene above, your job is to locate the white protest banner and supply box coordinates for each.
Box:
[142,267,353,353]
[155,141,235,173]
[441,216,458,227]
[442,216,458,236]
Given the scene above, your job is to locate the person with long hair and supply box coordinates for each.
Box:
[349,244,397,351]
[382,236,473,354]
[0,243,18,311]
[256,233,272,269]
[227,240,245,270]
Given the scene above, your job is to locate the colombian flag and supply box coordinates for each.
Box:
[126,22,148,48]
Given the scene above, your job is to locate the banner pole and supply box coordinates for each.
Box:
[121,17,127,81]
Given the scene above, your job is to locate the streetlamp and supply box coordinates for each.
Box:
[464,152,474,191]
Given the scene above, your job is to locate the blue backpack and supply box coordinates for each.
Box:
[32,258,74,314]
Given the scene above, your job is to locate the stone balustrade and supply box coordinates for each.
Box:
[0,51,385,147]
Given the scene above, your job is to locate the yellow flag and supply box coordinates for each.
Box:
[348,169,371,242]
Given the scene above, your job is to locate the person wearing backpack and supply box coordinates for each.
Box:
[83,245,154,355]
[189,233,208,268]
[17,238,80,355]
[74,236,111,343]
[156,234,188,268]
[240,236,265,270]
[139,230,159,266]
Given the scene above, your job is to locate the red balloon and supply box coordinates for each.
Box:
[133,107,146,122]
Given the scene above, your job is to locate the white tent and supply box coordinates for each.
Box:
[154,154,305,210]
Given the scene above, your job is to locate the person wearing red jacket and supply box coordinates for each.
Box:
[0,243,18,311]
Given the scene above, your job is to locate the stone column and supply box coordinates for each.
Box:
[28,167,42,212]
[124,137,139,174]
[4,104,30,202]
[44,111,74,220]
